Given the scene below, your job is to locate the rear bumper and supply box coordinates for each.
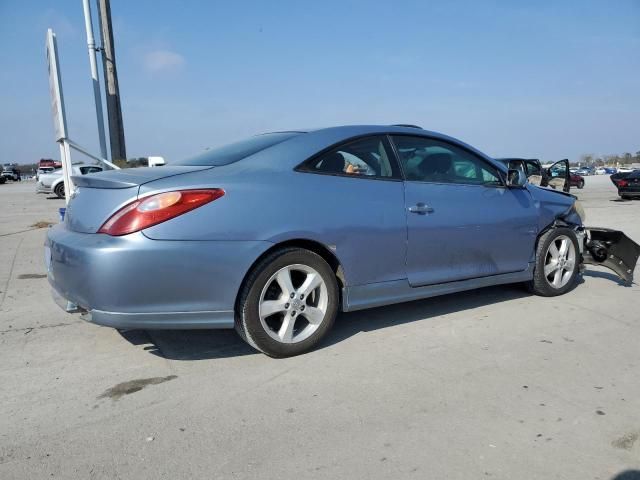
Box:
[50,286,234,329]
[45,224,272,329]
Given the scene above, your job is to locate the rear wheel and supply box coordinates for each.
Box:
[54,182,65,199]
[578,179,584,189]
[527,228,579,296]
[235,248,339,357]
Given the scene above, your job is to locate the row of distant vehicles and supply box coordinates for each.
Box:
[568,165,639,199]
[570,166,634,176]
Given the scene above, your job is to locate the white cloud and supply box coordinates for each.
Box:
[143,50,185,73]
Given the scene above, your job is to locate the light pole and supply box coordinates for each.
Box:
[81,0,108,160]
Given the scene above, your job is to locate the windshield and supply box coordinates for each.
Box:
[174,132,302,166]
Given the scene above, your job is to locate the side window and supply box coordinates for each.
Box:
[525,162,541,177]
[391,136,501,186]
[303,136,400,179]
[79,166,102,175]
[548,165,566,178]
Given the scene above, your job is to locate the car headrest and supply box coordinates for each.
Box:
[418,152,452,177]
[430,153,452,173]
[318,152,345,173]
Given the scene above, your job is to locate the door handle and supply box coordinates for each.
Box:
[408,203,434,215]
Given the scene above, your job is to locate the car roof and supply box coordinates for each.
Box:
[265,124,496,162]
[266,124,457,140]
[195,125,507,173]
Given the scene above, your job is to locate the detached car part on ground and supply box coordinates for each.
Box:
[45,126,640,357]
[610,170,640,199]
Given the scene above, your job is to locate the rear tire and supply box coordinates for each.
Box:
[526,227,580,297]
[235,248,339,357]
[54,183,65,199]
[578,180,584,189]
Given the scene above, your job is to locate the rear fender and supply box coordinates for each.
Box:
[583,228,640,284]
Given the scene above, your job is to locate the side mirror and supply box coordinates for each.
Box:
[507,169,527,187]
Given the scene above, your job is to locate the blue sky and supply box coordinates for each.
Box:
[0,0,639,164]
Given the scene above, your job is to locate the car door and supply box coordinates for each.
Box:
[545,159,570,192]
[391,135,539,287]
[295,135,407,286]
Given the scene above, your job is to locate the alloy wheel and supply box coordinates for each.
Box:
[258,264,328,344]
[543,235,576,289]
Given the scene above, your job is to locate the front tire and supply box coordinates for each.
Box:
[527,228,579,297]
[54,183,65,199]
[235,248,339,357]
[578,180,584,189]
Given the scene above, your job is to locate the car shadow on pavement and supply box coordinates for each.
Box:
[320,284,530,350]
[119,328,256,361]
[582,269,633,286]
[120,284,530,361]
[611,471,640,480]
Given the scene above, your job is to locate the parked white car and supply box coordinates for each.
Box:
[36,165,103,198]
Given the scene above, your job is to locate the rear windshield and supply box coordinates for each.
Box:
[174,132,301,166]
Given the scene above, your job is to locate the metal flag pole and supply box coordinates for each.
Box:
[82,0,108,160]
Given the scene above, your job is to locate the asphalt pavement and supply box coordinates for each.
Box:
[1,176,639,479]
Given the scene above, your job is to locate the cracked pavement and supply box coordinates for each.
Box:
[1,178,639,479]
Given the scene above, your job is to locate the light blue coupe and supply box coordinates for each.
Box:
[46,125,639,357]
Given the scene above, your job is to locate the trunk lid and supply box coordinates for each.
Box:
[66,166,212,233]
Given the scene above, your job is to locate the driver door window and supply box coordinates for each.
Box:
[391,136,501,186]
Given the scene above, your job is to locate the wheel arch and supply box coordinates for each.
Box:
[235,238,346,312]
[532,216,582,264]
[52,177,64,191]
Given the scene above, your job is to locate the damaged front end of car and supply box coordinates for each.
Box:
[555,201,640,285]
[513,159,640,285]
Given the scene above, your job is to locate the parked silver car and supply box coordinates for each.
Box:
[36,165,103,198]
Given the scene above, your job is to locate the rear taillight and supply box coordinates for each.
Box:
[617,179,628,187]
[98,189,224,236]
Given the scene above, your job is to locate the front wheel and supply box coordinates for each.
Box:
[578,180,584,189]
[527,228,580,297]
[235,248,339,357]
